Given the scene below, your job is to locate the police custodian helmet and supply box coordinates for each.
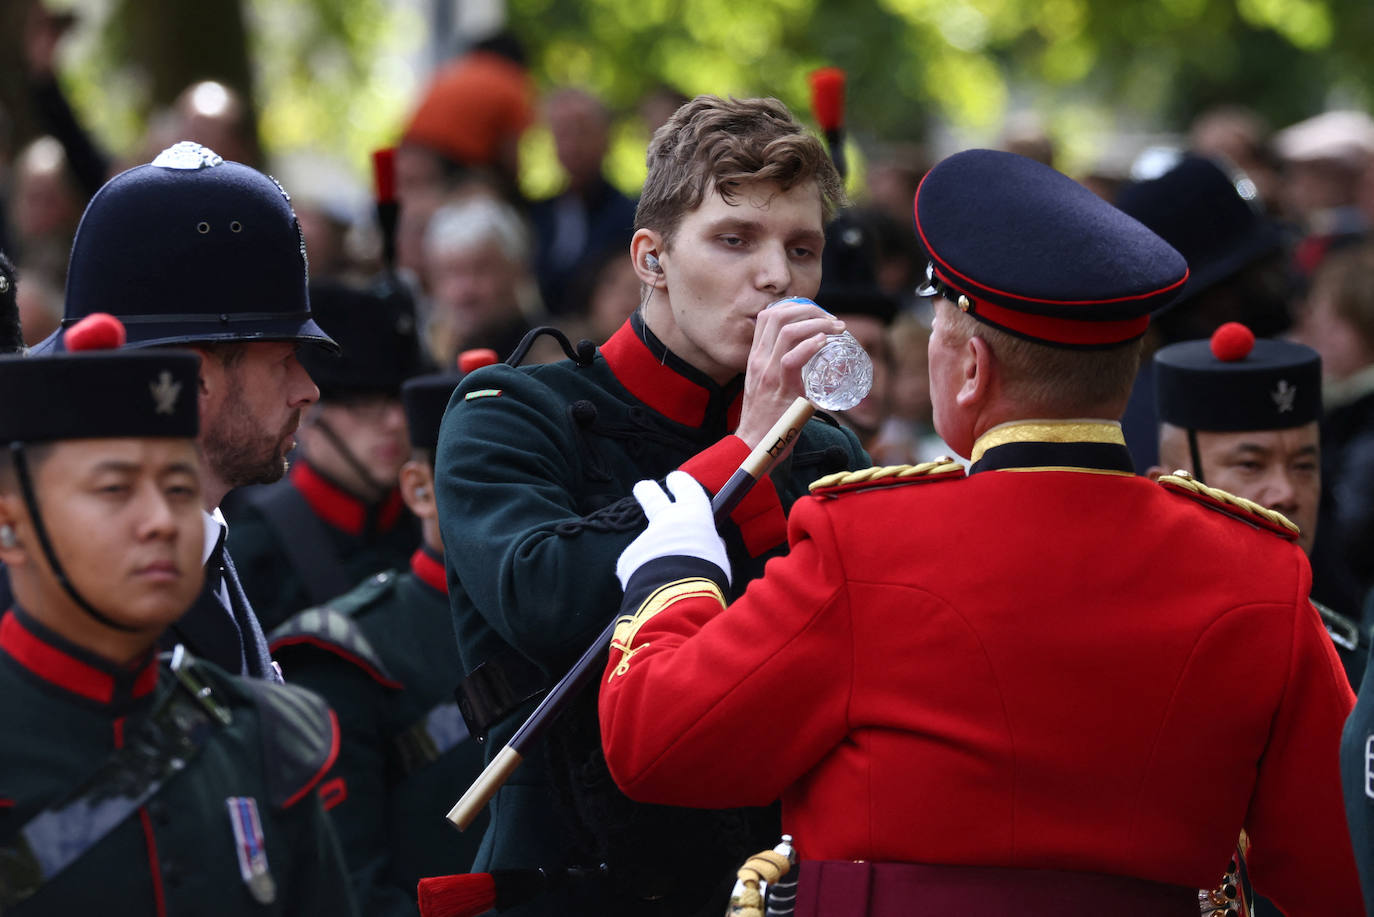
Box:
[35,141,337,354]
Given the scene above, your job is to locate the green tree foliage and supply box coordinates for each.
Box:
[16,0,1374,189]
[509,0,1373,183]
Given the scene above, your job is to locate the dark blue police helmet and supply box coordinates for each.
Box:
[36,141,338,354]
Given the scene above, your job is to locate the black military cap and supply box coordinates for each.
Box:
[0,314,199,442]
[1155,322,1321,431]
[914,149,1188,347]
[36,141,337,354]
[817,210,898,326]
[401,350,498,450]
[297,279,427,400]
[401,373,463,451]
[1115,154,1281,313]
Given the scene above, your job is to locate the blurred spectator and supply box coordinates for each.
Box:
[577,244,641,344]
[815,210,898,451]
[1293,242,1374,605]
[860,205,925,312]
[1001,112,1055,168]
[23,2,112,198]
[530,88,637,316]
[7,136,82,275]
[143,80,261,168]
[1115,153,1290,470]
[422,194,544,365]
[272,152,370,282]
[1189,105,1282,214]
[1274,110,1374,275]
[0,249,20,353]
[398,34,534,208]
[864,141,928,225]
[638,85,689,137]
[869,313,951,465]
[13,259,60,347]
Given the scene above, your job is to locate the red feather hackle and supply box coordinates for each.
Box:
[809,67,846,133]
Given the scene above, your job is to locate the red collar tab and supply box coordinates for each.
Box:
[410,547,448,595]
[0,609,159,706]
[600,315,744,429]
[291,459,406,536]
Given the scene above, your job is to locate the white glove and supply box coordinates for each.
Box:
[615,470,732,589]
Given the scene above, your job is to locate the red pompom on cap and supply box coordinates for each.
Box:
[458,348,499,374]
[1210,322,1255,362]
[65,313,127,352]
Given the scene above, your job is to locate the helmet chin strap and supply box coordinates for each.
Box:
[309,416,390,499]
[9,443,140,633]
[1186,428,1206,485]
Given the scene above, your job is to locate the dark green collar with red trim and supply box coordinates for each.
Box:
[969,420,1135,476]
[290,458,405,537]
[410,546,447,596]
[599,313,744,429]
[0,607,158,709]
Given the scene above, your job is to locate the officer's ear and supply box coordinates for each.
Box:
[1145,465,1166,481]
[630,230,666,289]
[399,459,436,521]
[955,333,993,410]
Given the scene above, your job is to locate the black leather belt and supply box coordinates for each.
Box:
[455,649,547,742]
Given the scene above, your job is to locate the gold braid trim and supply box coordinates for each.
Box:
[1158,471,1300,535]
[607,577,725,680]
[809,458,965,493]
[727,849,792,917]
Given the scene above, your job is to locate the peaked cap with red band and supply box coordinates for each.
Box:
[914,149,1189,348]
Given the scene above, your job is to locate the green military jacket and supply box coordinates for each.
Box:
[270,549,485,917]
[0,608,356,916]
[435,316,868,914]
[225,457,420,632]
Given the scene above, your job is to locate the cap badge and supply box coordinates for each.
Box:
[1272,379,1296,413]
[0,274,9,294]
[150,370,183,415]
[152,141,224,171]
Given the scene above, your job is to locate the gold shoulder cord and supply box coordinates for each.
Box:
[1158,471,1299,535]
[809,457,964,493]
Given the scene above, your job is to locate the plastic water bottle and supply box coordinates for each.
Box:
[770,297,874,411]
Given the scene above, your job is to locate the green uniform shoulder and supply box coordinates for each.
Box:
[1156,471,1300,542]
[267,571,404,690]
[809,458,967,498]
[178,653,340,809]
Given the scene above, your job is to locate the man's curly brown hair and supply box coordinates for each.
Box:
[635,96,845,247]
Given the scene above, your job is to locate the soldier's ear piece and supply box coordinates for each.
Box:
[414,486,430,500]
[644,253,662,273]
[0,525,16,549]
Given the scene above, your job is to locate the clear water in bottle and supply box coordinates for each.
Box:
[802,331,873,411]
[767,297,875,411]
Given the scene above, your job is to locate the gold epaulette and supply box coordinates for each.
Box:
[809,457,965,496]
[1157,471,1300,542]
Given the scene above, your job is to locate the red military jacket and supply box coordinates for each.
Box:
[599,420,1360,916]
